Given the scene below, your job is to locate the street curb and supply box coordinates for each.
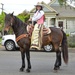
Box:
[68,48,75,50]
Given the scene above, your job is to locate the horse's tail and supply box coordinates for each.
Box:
[61,30,68,64]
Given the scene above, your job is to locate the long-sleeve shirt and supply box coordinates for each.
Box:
[32,10,44,22]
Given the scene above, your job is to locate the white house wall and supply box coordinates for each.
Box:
[66,18,75,33]
[56,18,75,33]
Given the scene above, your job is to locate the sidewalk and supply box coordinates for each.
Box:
[68,48,75,53]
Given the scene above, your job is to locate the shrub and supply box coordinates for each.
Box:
[67,36,75,48]
[66,34,70,37]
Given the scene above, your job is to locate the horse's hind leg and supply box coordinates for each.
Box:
[26,50,31,72]
[20,51,25,72]
[54,49,61,70]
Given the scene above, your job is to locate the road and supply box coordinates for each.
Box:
[0,47,75,75]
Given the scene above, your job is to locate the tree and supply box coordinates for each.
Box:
[0,12,5,31]
[17,10,30,23]
[58,0,66,6]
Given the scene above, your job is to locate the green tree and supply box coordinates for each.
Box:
[0,12,5,31]
[58,0,66,6]
[17,10,30,23]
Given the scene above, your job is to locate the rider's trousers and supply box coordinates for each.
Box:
[30,24,43,50]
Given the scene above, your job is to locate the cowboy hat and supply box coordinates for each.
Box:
[34,2,43,7]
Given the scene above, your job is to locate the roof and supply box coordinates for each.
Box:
[49,0,75,17]
[51,6,75,17]
[48,0,56,5]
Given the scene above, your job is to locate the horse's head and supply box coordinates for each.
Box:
[4,12,14,34]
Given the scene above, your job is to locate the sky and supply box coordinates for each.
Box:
[0,0,51,15]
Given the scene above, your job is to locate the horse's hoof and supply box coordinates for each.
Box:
[54,66,60,70]
[26,69,30,73]
[20,68,24,72]
[54,70,58,73]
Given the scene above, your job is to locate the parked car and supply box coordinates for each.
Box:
[1,34,53,52]
[2,34,18,51]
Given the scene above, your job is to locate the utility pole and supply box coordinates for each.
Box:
[0,3,4,14]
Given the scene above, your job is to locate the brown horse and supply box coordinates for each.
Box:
[4,13,68,72]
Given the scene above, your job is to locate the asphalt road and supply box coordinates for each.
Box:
[0,47,75,75]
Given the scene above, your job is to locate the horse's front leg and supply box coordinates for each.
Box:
[54,50,61,70]
[20,51,25,72]
[26,50,31,72]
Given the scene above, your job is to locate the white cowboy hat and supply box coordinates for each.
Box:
[34,2,43,7]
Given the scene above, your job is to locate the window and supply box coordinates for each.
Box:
[58,21,63,29]
[50,18,55,26]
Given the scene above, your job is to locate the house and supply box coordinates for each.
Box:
[30,0,75,33]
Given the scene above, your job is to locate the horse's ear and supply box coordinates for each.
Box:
[11,12,14,16]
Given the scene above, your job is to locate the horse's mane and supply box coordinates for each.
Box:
[14,16,27,28]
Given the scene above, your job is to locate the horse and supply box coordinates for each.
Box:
[4,13,68,72]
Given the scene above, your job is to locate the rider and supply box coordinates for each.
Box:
[29,2,45,50]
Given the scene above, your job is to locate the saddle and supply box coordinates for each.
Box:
[27,24,51,36]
